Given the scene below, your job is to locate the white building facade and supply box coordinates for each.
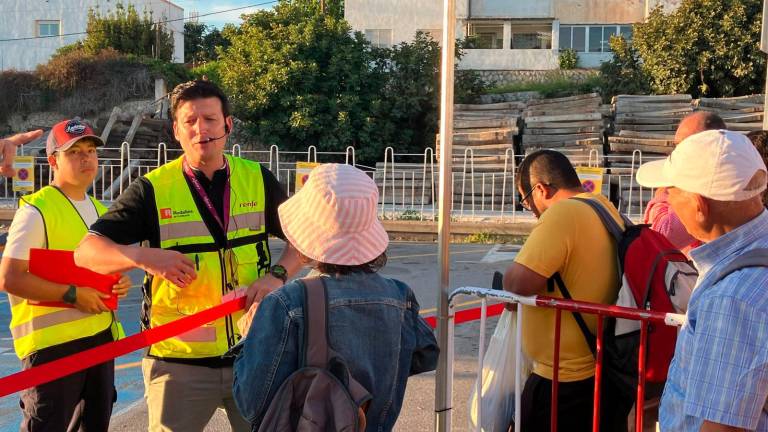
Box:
[0,0,185,71]
[345,0,681,70]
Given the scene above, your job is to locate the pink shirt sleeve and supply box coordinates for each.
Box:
[643,192,699,251]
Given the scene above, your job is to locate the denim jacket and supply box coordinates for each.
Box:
[232,272,439,431]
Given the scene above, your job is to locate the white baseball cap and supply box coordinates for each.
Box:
[636,129,767,201]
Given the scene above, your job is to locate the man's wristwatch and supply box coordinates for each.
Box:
[269,264,288,284]
[62,285,77,305]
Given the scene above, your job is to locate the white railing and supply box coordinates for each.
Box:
[0,144,662,222]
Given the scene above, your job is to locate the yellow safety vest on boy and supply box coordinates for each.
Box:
[9,186,114,359]
[145,155,270,359]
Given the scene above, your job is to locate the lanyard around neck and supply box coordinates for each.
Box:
[182,157,231,234]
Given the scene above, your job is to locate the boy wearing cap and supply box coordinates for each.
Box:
[0,118,131,431]
[636,129,768,432]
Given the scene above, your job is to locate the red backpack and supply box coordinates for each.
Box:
[550,197,697,402]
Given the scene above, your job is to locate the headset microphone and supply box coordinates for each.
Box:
[197,125,231,144]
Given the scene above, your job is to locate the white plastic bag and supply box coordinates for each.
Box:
[468,309,531,432]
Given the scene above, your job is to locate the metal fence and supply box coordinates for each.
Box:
[1,143,664,222]
[441,287,686,432]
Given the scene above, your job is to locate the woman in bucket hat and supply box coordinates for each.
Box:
[232,163,439,431]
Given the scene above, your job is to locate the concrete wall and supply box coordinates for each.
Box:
[461,49,559,70]
[469,0,553,18]
[0,0,184,71]
[345,0,467,45]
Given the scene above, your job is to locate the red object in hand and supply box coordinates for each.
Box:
[28,249,120,310]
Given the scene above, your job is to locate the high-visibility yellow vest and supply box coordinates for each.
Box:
[144,155,269,359]
[9,186,114,359]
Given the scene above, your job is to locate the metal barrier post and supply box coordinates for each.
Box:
[551,309,562,432]
[476,297,488,431]
[593,315,604,432]
[636,321,649,431]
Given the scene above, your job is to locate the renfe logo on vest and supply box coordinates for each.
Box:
[160,208,172,219]
[239,201,258,209]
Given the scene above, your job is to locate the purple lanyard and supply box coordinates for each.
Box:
[182,157,231,234]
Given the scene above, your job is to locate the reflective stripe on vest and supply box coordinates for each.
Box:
[9,186,113,359]
[145,155,270,359]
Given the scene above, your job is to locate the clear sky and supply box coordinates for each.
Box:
[171,0,277,29]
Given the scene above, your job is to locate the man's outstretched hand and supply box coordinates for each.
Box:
[0,130,44,177]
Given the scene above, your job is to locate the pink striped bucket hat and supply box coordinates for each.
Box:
[278,163,389,266]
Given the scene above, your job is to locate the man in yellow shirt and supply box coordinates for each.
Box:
[503,150,630,432]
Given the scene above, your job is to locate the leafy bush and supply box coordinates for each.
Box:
[0,71,45,123]
[559,48,578,69]
[83,3,174,61]
[633,0,765,97]
[486,75,602,98]
[599,35,651,101]
[190,61,223,85]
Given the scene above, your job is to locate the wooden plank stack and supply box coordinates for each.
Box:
[609,94,692,155]
[519,93,606,169]
[521,93,604,152]
[435,102,523,209]
[696,94,764,133]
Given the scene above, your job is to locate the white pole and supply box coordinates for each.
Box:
[761,0,768,130]
[434,0,456,429]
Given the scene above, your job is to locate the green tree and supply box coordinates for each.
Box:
[599,35,651,101]
[184,21,207,63]
[83,3,174,61]
[219,0,484,162]
[633,0,765,97]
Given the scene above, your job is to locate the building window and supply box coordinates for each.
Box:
[365,29,393,48]
[467,23,504,49]
[510,23,552,49]
[37,20,61,37]
[560,24,634,53]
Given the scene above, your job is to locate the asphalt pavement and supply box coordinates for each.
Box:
[0,240,518,432]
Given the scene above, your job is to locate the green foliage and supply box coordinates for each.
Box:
[633,0,765,97]
[190,61,223,85]
[599,35,651,101]
[185,22,232,63]
[139,57,192,89]
[486,75,602,98]
[0,71,44,123]
[184,21,207,63]
[83,3,174,61]
[219,1,486,163]
[559,48,578,69]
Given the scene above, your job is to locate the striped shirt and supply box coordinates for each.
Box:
[659,210,768,431]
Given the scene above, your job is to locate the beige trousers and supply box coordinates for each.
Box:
[142,358,250,432]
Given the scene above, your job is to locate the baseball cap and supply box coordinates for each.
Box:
[636,129,767,201]
[46,118,104,156]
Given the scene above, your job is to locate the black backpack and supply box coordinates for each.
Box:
[258,277,372,432]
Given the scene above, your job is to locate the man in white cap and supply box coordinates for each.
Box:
[636,129,768,432]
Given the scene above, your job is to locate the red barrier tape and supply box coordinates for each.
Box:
[0,297,245,398]
[422,303,505,328]
[0,298,504,397]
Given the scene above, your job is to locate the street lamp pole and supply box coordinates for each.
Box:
[434,0,456,430]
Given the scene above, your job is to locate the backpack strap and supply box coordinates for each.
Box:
[301,277,373,407]
[550,273,597,357]
[710,248,768,285]
[571,196,630,242]
[302,277,329,368]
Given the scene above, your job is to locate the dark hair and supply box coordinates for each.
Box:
[517,150,582,193]
[747,130,768,205]
[307,252,388,275]
[699,112,727,131]
[169,80,230,121]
